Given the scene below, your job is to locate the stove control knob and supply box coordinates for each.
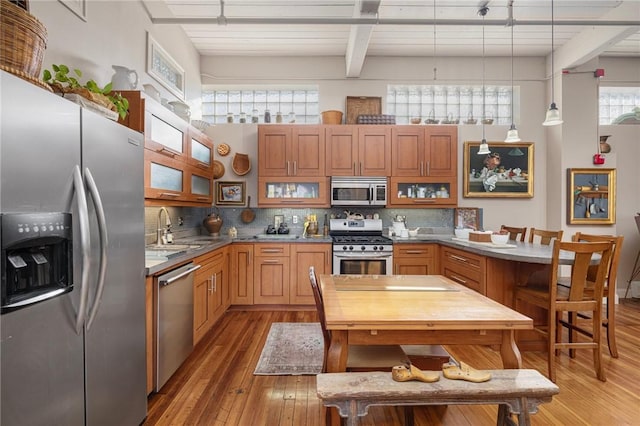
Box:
[348,246,354,251]
[342,246,348,251]
[373,246,378,251]
[361,245,366,251]
[378,245,385,251]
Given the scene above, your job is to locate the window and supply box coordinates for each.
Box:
[599,86,640,124]
[387,84,515,125]
[202,87,319,124]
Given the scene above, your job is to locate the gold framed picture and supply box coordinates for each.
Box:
[568,168,616,225]
[463,142,534,198]
[215,181,245,206]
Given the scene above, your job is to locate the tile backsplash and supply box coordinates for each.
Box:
[145,206,469,244]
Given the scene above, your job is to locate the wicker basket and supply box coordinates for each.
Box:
[1,0,47,79]
[321,110,343,124]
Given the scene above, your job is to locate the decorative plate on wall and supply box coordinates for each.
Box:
[213,160,225,179]
[217,142,230,156]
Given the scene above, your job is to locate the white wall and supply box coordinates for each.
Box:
[29,1,202,112]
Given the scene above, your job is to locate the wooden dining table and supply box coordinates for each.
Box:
[318,274,534,374]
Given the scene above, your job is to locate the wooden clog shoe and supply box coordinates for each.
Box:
[442,361,491,383]
[392,364,440,383]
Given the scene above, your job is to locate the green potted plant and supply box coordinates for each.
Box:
[43,64,129,120]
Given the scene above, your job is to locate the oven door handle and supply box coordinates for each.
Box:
[333,253,392,259]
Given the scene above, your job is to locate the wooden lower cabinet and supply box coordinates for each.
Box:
[393,243,438,275]
[230,242,331,305]
[440,245,486,294]
[230,244,254,305]
[254,244,290,304]
[290,243,331,304]
[193,247,228,345]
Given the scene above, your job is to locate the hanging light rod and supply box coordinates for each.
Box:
[151,16,640,26]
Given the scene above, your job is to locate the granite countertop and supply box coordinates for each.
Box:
[146,233,564,276]
[146,233,332,276]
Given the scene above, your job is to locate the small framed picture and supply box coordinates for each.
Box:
[454,207,481,230]
[567,168,616,225]
[215,181,245,206]
[463,142,534,198]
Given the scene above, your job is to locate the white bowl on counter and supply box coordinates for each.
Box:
[454,228,471,239]
[491,233,510,245]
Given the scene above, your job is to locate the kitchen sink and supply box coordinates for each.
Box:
[145,249,186,259]
[253,234,300,240]
[146,244,201,251]
[145,244,201,260]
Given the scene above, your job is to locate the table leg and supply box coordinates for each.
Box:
[500,329,522,369]
[327,330,348,372]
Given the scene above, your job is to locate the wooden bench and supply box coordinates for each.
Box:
[316,369,559,426]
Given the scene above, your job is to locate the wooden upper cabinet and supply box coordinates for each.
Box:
[391,126,424,177]
[144,101,189,161]
[258,125,290,176]
[325,125,358,176]
[391,125,457,177]
[291,126,325,176]
[326,125,391,176]
[358,126,392,176]
[425,126,457,177]
[186,128,214,173]
[258,125,324,177]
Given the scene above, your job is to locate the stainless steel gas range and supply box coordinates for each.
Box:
[329,218,393,275]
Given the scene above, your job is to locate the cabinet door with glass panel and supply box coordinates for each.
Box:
[186,128,214,175]
[388,177,457,207]
[257,177,330,207]
[144,101,189,161]
[144,141,213,206]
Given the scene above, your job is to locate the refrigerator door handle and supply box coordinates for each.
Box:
[84,167,109,330]
[66,165,92,334]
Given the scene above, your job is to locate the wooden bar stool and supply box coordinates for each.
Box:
[559,233,624,358]
[513,240,613,382]
[500,225,527,242]
[528,228,563,245]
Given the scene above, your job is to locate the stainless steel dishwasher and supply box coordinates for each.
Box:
[156,262,201,391]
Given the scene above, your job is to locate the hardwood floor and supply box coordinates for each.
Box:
[146,300,640,426]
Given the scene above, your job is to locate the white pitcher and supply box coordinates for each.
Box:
[111,65,138,90]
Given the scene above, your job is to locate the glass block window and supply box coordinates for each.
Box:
[202,87,320,124]
[599,86,640,124]
[387,85,514,125]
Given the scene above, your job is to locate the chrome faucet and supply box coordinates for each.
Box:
[157,207,172,245]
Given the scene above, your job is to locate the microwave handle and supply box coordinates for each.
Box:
[369,186,373,204]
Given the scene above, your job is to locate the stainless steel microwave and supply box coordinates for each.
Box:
[330,177,387,206]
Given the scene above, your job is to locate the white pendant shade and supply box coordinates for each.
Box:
[505,124,521,142]
[477,139,491,155]
[543,102,563,126]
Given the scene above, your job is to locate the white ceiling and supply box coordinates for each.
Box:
[144,1,640,77]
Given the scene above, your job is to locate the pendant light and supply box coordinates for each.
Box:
[542,0,563,126]
[505,1,521,142]
[477,5,490,155]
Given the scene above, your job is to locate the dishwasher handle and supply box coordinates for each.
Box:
[159,264,201,286]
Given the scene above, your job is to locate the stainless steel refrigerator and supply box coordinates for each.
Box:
[0,71,147,425]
